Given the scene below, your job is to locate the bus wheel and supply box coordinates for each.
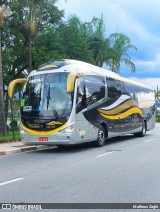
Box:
[134,121,147,137]
[94,126,106,147]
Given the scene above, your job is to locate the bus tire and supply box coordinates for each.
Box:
[94,126,106,147]
[134,121,147,137]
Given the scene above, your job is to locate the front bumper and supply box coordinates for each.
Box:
[21,131,76,146]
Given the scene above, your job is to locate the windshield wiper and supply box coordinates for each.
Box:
[46,84,59,120]
[46,84,50,110]
[53,107,59,120]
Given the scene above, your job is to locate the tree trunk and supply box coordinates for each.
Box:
[111,59,115,72]
[28,35,32,73]
[0,27,7,136]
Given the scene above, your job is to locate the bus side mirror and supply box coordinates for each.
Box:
[8,78,27,98]
[67,72,84,93]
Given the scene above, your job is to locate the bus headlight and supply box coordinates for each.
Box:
[60,125,75,134]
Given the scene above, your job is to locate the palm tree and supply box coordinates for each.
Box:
[22,0,67,73]
[105,33,137,73]
[155,85,160,101]
[67,15,107,67]
[0,5,8,136]
[87,16,107,67]
[67,15,84,32]
[20,0,42,73]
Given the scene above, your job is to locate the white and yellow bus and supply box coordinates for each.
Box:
[8,59,156,147]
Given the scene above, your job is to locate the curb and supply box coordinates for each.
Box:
[0,145,51,157]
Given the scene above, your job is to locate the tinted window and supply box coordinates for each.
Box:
[85,75,105,106]
[106,78,124,98]
[124,82,155,107]
[76,77,86,113]
[124,83,135,100]
[21,72,72,118]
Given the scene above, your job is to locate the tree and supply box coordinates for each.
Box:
[23,0,42,73]
[105,33,137,73]
[1,0,64,126]
[155,85,160,101]
[15,0,65,73]
[67,15,107,66]
[86,16,107,67]
[63,24,94,62]
[0,4,8,136]
[1,0,64,80]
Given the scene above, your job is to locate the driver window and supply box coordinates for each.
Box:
[76,77,86,113]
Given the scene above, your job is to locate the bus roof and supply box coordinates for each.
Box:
[35,59,152,90]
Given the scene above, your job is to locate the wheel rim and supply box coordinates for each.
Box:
[98,129,105,143]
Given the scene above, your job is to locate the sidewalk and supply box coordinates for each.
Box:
[0,141,51,156]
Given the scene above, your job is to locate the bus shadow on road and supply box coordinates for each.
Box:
[108,133,151,143]
[34,133,151,154]
[36,142,95,154]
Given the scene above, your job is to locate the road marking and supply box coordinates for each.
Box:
[144,139,155,143]
[0,178,24,186]
[96,152,113,158]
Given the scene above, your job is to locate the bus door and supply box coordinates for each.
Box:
[85,75,106,141]
[75,77,89,142]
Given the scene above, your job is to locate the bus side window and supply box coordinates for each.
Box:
[76,77,86,113]
[124,82,138,101]
[85,75,105,107]
[106,78,122,99]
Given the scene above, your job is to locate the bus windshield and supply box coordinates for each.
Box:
[21,72,73,119]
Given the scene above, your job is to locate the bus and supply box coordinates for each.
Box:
[8,59,156,147]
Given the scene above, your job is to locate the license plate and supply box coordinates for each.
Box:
[39,137,48,142]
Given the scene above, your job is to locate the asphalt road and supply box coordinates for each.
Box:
[0,124,160,209]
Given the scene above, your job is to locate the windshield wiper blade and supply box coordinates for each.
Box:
[46,85,50,110]
[53,107,59,120]
[46,84,59,120]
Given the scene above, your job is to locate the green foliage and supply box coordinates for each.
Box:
[86,16,107,67]
[65,16,137,70]
[1,1,137,85]
[66,15,108,66]
[105,33,137,73]
[155,85,160,100]
[156,113,160,123]
[10,120,18,130]
[0,130,20,141]
[0,1,138,139]
[1,0,64,86]
[58,22,94,63]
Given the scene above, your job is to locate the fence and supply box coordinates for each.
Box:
[0,98,20,142]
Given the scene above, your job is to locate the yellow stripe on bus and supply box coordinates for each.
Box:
[100,107,143,120]
[21,121,68,135]
[38,65,58,70]
[98,100,138,116]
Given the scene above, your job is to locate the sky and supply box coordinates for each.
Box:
[56,0,160,90]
